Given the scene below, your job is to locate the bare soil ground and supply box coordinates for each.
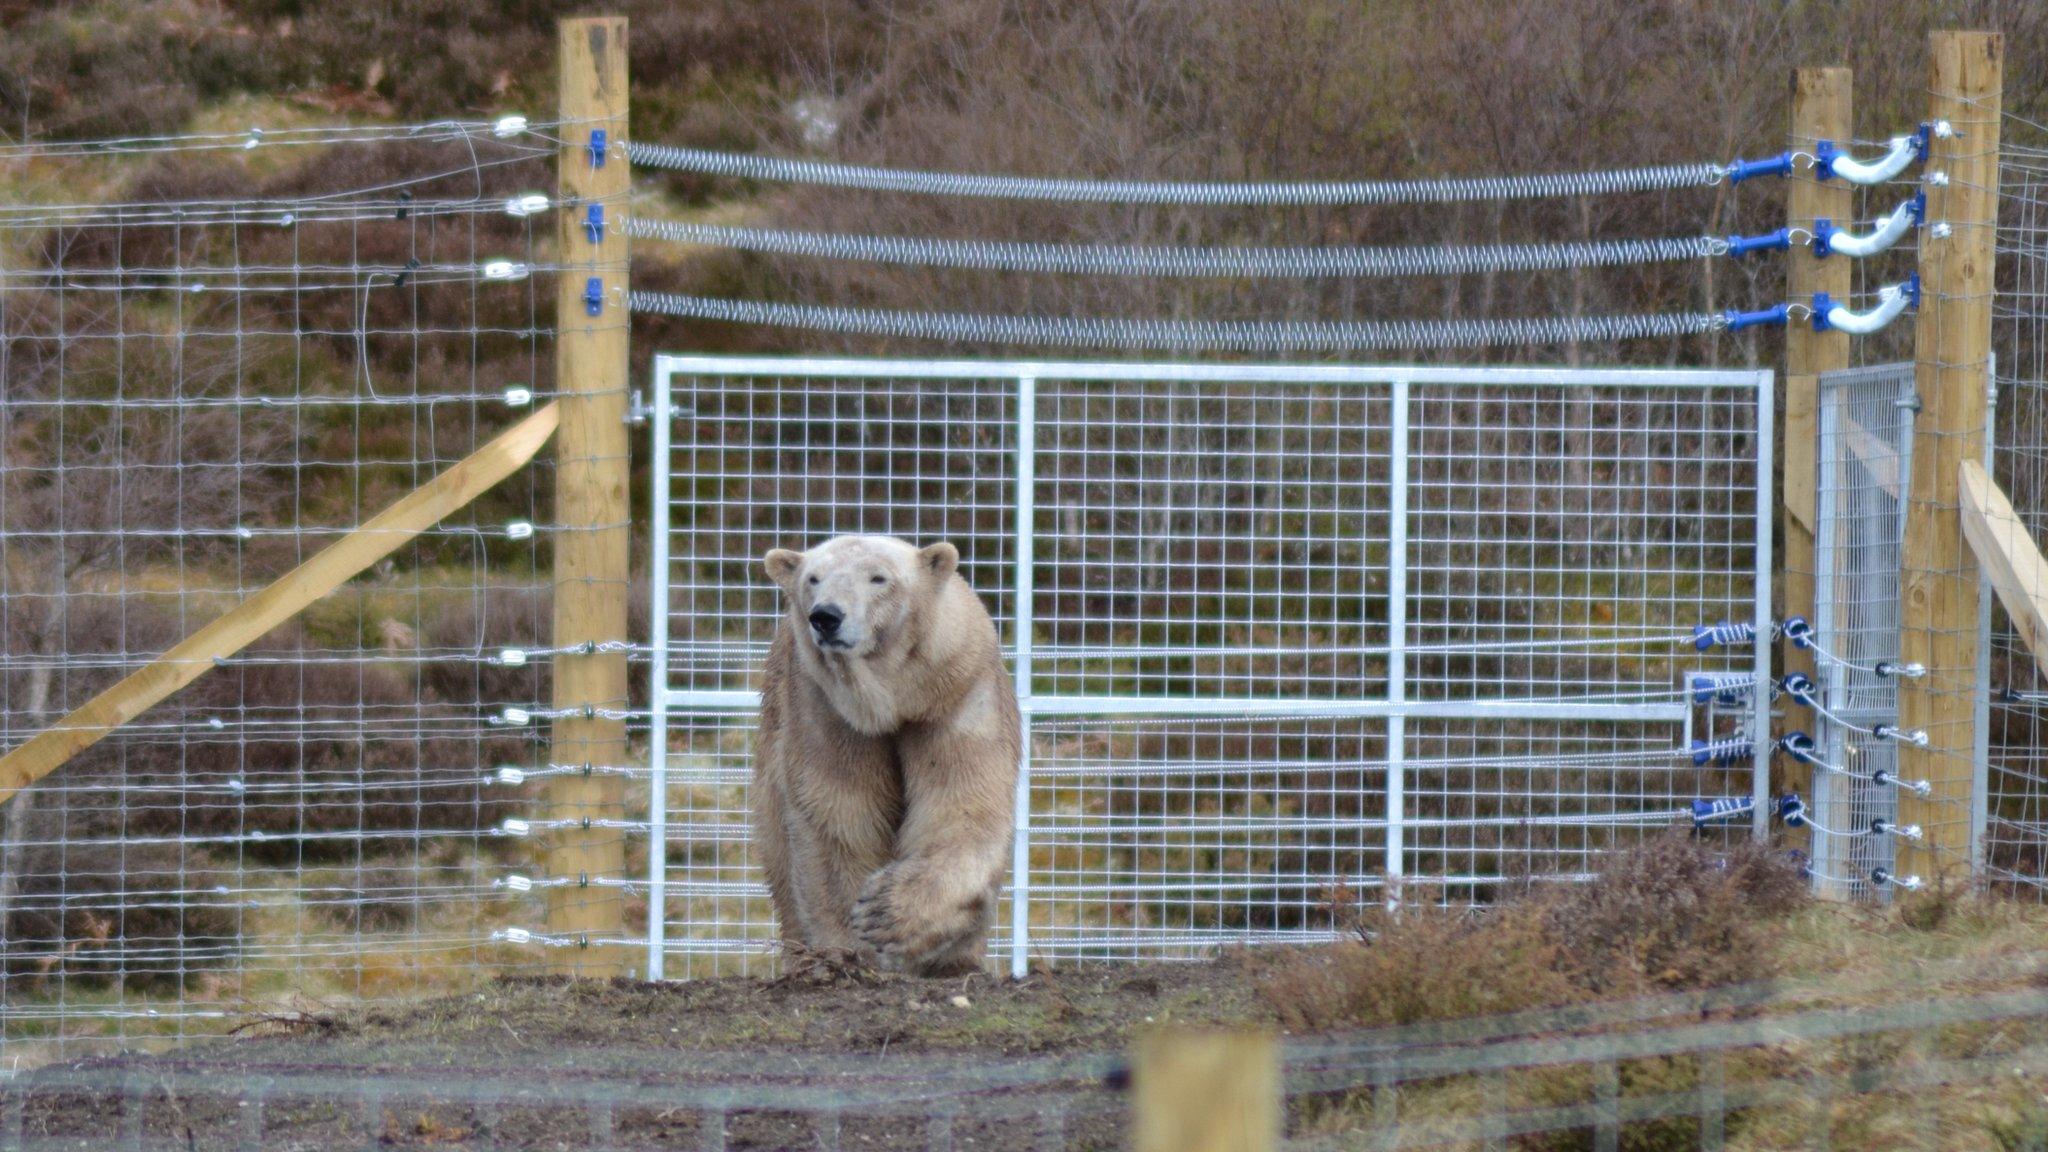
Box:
[9,960,1268,1150]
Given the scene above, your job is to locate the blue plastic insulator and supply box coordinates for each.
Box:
[583,277,604,317]
[1811,291,1838,331]
[588,128,608,169]
[1780,731,1816,764]
[1781,615,1814,650]
[585,203,605,245]
[1910,189,1928,224]
[1725,153,1796,184]
[1690,673,1753,705]
[1780,672,1816,706]
[1723,229,1792,257]
[1814,139,1841,180]
[1811,219,1837,258]
[1721,305,1790,333]
[1691,796,1754,826]
[1902,272,1921,308]
[1776,793,1807,827]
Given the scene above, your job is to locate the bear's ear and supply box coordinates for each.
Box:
[918,542,959,581]
[763,549,805,590]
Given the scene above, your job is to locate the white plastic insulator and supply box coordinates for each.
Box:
[505,521,534,541]
[494,766,526,786]
[497,647,529,667]
[243,129,263,151]
[505,193,550,217]
[1823,281,1914,335]
[1896,874,1923,891]
[1932,222,1954,239]
[1897,823,1925,842]
[500,818,532,838]
[493,115,529,138]
[1824,198,1917,257]
[502,927,533,943]
[1925,171,1950,187]
[1827,135,1920,185]
[504,875,534,892]
[504,386,533,407]
[482,260,529,282]
[499,707,532,726]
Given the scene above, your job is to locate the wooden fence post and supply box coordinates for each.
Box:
[1898,31,2001,886]
[1133,1029,1279,1152]
[1779,67,1852,877]
[546,15,632,976]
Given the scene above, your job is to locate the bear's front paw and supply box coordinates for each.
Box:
[851,865,988,975]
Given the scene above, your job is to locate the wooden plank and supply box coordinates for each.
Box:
[1841,412,1901,500]
[1778,66,1851,867]
[547,15,633,976]
[1960,460,2048,682]
[0,404,560,806]
[1133,1029,1279,1152]
[1899,31,2002,883]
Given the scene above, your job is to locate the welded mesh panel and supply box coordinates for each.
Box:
[1025,714,1381,960]
[1811,364,1914,898]
[1033,379,1391,699]
[666,373,1020,692]
[1988,142,2048,896]
[1401,718,1737,905]
[1406,382,1762,701]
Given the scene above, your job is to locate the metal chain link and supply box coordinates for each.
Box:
[625,142,1722,205]
[624,217,1718,278]
[628,290,1717,352]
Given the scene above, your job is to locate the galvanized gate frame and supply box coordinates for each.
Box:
[646,356,1776,978]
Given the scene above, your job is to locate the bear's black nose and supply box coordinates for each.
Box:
[808,605,843,637]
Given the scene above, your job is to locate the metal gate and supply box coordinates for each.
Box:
[1811,361,1993,896]
[647,357,1774,978]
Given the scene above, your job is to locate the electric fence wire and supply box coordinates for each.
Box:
[626,141,1724,204]
[625,216,1720,278]
[629,290,1719,352]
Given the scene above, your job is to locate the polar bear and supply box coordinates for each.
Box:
[755,535,1020,976]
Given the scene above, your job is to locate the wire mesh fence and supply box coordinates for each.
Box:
[0,122,593,1065]
[1987,121,2048,896]
[649,358,1773,978]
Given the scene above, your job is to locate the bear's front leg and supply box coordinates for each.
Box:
[851,686,1019,976]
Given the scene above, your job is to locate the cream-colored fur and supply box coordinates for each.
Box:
[754,535,1020,976]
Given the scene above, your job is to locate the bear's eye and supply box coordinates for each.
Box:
[870,575,886,585]
[807,575,819,586]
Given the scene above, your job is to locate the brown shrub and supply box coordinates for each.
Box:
[1256,831,1809,1031]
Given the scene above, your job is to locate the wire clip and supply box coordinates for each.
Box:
[504,386,534,407]
[1873,723,1930,747]
[482,260,530,282]
[505,193,550,217]
[494,766,527,786]
[492,115,529,138]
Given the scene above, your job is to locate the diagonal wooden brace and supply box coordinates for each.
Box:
[0,403,559,806]
[1961,458,2048,682]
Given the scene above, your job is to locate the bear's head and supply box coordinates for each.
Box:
[764,535,960,660]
